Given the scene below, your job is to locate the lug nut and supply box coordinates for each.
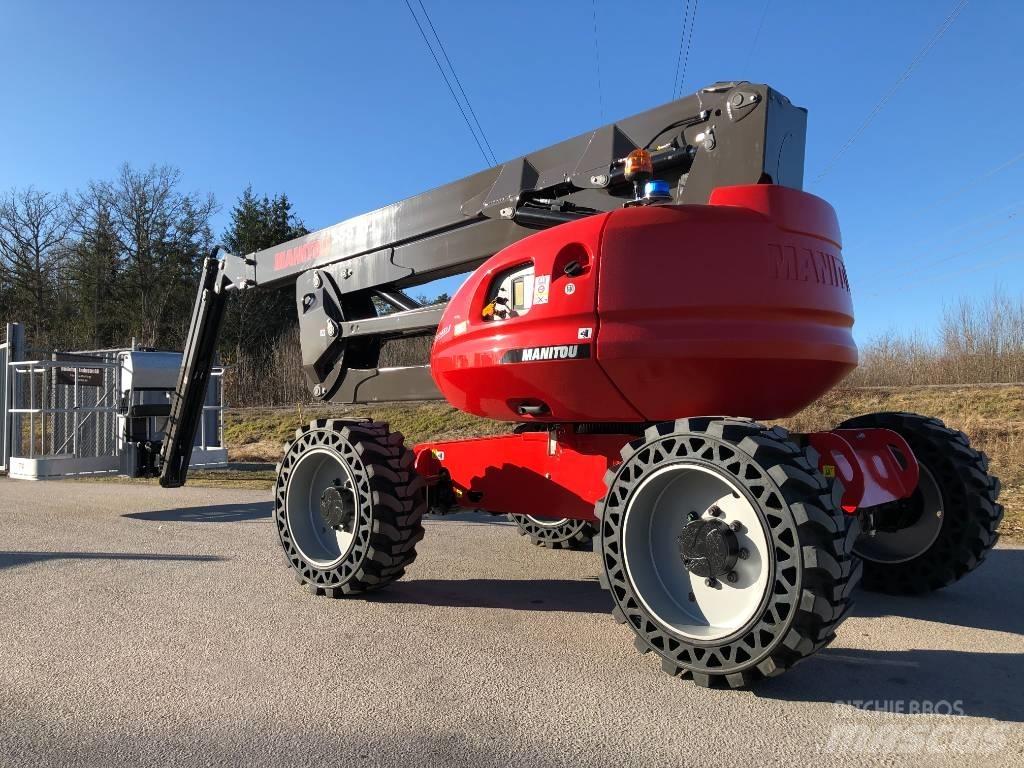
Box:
[730,521,742,532]
[688,511,699,522]
[738,548,749,560]
[688,591,696,602]
[727,571,738,584]
[705,577,717,587]
[708,506,723,518]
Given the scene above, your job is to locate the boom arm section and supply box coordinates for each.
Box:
[161,81,808,486]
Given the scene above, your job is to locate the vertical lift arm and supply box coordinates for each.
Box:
[159,253,235,487]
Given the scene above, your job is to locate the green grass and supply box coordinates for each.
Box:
[212,386,1022,538]
[224,402,509,464]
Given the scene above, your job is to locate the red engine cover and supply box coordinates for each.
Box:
[430,185,856,423]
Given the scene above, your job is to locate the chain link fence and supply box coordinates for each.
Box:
[9,354,121,462]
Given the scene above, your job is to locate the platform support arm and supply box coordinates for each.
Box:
[159,249,243,488]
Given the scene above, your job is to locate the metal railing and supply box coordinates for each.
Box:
[8,357,121,462]
[199,368,224,452]
[4,339,226,478]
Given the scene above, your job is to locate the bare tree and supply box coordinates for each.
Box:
[103,164,217,346]
[0,187,74,344]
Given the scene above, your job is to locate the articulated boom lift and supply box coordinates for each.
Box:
[159,82,1002,689]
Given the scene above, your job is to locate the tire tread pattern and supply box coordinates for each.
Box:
[275,418,425,597]
[839,412,1002,594]
[597,416,861,688]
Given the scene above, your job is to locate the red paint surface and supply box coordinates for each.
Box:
[414,430,630,522]
[808,428,920,512]
[431,185,857,423]
[414,426,918,523]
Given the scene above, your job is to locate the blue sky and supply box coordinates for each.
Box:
[1,0,1021,343]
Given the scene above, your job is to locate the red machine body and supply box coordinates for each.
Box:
[414,429,622,523]
[414,425,920,521]
[419,185,918,520]
[430,184,856,424]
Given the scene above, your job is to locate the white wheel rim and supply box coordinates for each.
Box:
[621,463,771,642]
[855,464,945,564]
[285,448,359,568]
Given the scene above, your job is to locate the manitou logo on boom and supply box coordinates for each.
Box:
[500,344,591,364]
[273,236,331,271]
[769,243,849,292]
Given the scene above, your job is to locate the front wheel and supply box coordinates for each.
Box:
[275,418,425,596]
[597,417,860,688]
[840,412,1002,594]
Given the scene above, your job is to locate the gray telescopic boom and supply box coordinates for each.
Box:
[160,81,807,487]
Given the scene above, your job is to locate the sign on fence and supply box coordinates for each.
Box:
[55,366,105,388]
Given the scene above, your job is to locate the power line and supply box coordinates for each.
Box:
[591,0,604,120]
[814,0,969,183]
[873,212,1024,277]
[870,226,1022,280]
[862,249,1023,298]
[743,0,772,73]
[907,148,1024,218]
[671,0,693,100]
[404,0,494,167]
[677,0,700,99]
[415,0,496,166]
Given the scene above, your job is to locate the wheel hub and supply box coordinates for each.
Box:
[320,485,355,531]
[678,518,740,579]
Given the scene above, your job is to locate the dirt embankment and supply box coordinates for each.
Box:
[222,385,1023,538]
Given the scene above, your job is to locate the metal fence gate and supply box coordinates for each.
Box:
[1,327,226,480]
[1,323,25,472]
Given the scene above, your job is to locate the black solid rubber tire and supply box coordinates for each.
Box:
[596,417,861,688]
[839,412,1003,595]
[275,418,426,596]
[508,514,596,549]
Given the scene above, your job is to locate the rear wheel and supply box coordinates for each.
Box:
[840,412,1002,594]
[597,417,860,688]
[509,514,596,549]
[275,419,425,596]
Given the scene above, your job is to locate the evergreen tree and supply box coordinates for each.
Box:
[66,187,123,348]
[220,186,307,364]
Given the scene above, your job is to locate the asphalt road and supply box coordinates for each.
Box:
[1,478,1022,768]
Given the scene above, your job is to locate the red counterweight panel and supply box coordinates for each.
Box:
[595,185,857,421]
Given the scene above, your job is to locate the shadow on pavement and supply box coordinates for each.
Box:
[124,502,273,523]
[0,551,225,572]
[370,576,611,614]
[757,647,1024,723]
[758,548,1024,722]
[851,548,1024,636]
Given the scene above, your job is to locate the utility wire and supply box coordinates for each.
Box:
[743,0,772,73]
[868,209,1024,277]
[814,0,969,183]
[907,148,1024,218]
[862,249,1023,298]
[677,0,700,99]
[404,0,494,167]
[591,0,604,120]
[871,226,1022,280]
[671,0,693,100]
[415,0,497,166]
